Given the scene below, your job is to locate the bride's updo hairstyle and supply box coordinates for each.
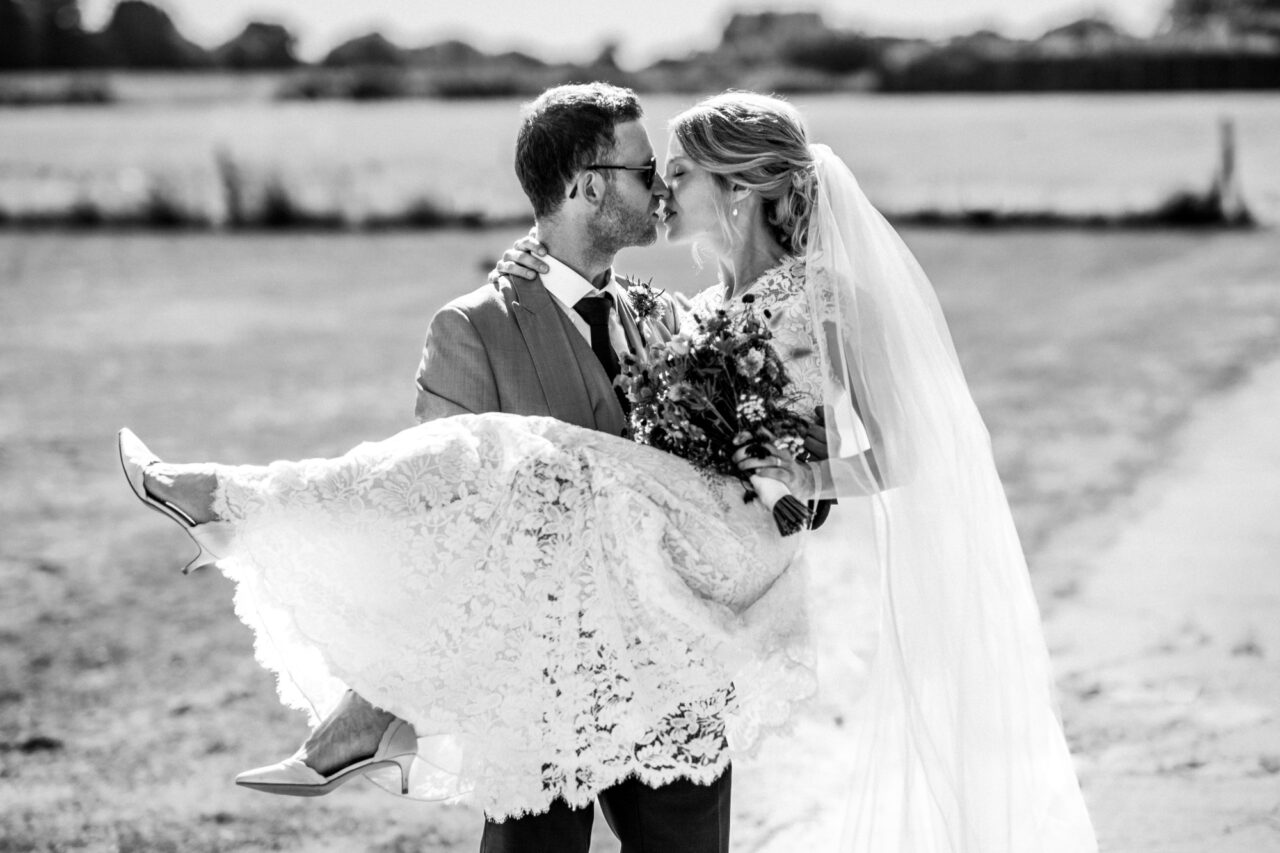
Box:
[669,92,817,255]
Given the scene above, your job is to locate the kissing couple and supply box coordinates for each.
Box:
[119,84,1098,852]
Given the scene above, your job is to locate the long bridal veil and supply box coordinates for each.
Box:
[803,144,1097,852]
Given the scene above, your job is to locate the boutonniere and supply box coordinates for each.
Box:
[626,277,666,323]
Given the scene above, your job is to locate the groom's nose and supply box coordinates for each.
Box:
[650,173,670,199]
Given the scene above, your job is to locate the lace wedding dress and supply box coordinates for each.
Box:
[208,260,822,819]
[195,145,1096,850]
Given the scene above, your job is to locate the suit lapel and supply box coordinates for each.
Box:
[509,277,627,435]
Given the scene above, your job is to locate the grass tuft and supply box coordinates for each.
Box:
[0,76,115,107]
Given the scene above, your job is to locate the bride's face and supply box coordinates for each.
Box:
[661,138,728,248]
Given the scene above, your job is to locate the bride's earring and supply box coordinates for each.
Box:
[732,207,739,218]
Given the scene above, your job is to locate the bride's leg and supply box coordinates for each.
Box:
[289,690,398,776]
[138,460,412,778]
[235,690,415,795]
[142,463,219,525]
[121,428,420,793]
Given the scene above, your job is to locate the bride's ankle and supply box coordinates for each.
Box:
[143,464,219,525]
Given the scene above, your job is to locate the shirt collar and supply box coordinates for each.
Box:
[542,254,623,308]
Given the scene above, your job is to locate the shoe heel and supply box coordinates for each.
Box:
[181,547,216,575]
[391,753,414,795]
[181,521,235,575]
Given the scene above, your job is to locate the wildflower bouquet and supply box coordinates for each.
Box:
[618,297,814,536]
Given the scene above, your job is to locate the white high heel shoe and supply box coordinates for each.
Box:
[235,718,419,797]
[117,427,233,574]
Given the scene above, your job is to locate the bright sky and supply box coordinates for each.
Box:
[80,0,1170,67]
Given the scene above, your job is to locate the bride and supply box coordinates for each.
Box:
[119,91,1097,851]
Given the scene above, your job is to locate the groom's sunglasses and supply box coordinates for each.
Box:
[569,156,658,198]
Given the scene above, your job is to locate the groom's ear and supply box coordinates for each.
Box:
[577,171,607,207]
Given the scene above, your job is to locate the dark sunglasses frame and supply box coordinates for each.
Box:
[569,156,657,198]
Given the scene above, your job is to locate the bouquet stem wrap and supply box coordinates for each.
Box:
[749,475,812,537]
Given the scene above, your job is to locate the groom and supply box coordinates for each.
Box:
[240,84,724,850]
[414,84,730,853]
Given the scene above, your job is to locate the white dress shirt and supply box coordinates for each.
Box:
[539,254,630,359]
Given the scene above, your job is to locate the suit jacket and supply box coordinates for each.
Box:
[415,274,682,435]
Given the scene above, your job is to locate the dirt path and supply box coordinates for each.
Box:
[1047,357,1280,852]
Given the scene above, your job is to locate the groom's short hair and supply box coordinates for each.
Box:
[516,83,643,219]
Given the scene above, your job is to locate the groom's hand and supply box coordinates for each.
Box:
[488,230,549,285]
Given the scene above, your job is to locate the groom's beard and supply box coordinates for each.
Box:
[589,186,658,256]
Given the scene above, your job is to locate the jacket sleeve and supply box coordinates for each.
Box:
[414,304,501,423]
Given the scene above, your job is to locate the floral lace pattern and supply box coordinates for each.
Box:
[688,255,825,414]
[214,412,816,818]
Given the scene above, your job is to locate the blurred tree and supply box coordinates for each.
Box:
[778,30,882,73]
[1171,0,1280,17]
[34,0,99,66]
[0,0,40,68]
[99,0,210,67]
[407,39,485,67]
[1037,17,1138,56]
[1041,17,1129,45]
[491,50,546,69]
[1171,0,1216,16]
[720,11,827,56]
[214,21,299,69]
[322,32,406,67]
[572,39,637,89]
[1167,0,1280,34]
[592,40,621,70]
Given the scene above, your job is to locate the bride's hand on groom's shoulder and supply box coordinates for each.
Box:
[488,229,548,285]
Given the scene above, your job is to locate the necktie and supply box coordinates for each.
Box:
[573,293,632,420]
[573,294,621,382]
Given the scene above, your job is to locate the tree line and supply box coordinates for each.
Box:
[1,1,1277,92]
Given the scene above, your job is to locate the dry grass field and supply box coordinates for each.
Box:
[2,228,1278,851]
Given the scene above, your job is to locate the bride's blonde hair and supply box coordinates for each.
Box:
[669,92,817,255]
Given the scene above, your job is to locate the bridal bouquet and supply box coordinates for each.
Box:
[618,297,813,536]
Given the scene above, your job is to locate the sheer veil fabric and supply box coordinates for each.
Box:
[803,145,1097,851]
